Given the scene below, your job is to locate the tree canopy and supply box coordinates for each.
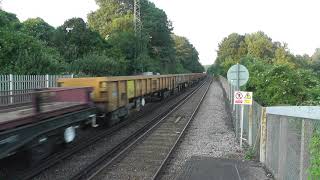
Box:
[210,31,320,106]
[0,0,204,75]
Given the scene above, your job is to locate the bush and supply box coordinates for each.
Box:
[69,54,126,76]
[309,129,320,178]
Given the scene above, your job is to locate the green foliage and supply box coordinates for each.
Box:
[245,31,274,60]
[87,0,203,75]
[294,54,311,69]
[242,57,311,106]
[69,54,125,76]
[215,33,247,76]
[21,18,55,45]
[244,147,256,160]
[207,63,221,76]
[54,18,109,63]
[141,0,176,74]
[309,129,320,178]
[0,1,204,76]
[214,31,320,106]
[88,0,132,38]
[173,35,204,73]
[310,48,320,74]
[0,22,63,74]
[0,10,21,30]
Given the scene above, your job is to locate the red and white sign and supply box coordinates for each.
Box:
[234,91,252,105]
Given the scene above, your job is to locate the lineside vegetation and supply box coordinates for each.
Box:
[208,32,320,106]
[0,0,204,75]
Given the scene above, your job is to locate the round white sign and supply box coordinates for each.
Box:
[227,64,249,87]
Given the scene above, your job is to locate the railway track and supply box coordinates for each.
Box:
[5,78,207,180]
[71,77,212,180]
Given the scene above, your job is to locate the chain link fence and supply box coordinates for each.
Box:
[219,76,262,152]
[219,75,320,180]
[266,108,320,180]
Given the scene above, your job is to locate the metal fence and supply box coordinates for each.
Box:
[0,74,73,106]
[265,107,320,180]
[219,75,320,180]
[219,76,263,153]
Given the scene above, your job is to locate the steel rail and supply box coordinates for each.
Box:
[75,78,210,180]
[152,78,212,180]
[15,79,205,180]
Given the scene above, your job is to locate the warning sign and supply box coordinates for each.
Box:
[234,91,253,105]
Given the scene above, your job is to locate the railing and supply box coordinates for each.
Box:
[219,76,320,180]
[0,74,73,106]
[219,76,263,151]
[265,107,320,180]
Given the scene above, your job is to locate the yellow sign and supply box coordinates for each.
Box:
[234,91,253,105]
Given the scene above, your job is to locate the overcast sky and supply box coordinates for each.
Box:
[2,0,320,65]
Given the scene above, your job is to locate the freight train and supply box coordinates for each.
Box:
[0,73,206,163]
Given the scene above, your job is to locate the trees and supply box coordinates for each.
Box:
[0,10,20,30]
[213,31,320,106]
[69,54,124,76]
[173,35,204,73]
[0,10,63,74]
[88,0,133,39]
[215,33,247,75]
[87,0,201,75]
[244,31,274,61]
[0,1,204,76]
[22,18,55,45]
[141,0,176,74]
[53,18,109,63]
[310,48,320,73]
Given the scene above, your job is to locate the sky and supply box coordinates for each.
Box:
[2,0,320,65]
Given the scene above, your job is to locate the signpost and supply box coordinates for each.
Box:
[234,91,253,147]
[227,64,251,148]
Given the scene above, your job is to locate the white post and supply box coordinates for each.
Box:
[232,85,235,111]
[240,104,244,148]
[228,81,231,100]
[45,74,49,88]
[9,74,13,104]
[248,105,253,146]
[229,81,232,103]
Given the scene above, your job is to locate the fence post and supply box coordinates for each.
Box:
[260,107,267,163]
[45,74,49,88]
[300,120,312,180]
[9,74,13,104]
[229,81,231,101]
[300,120,305,180]
[248,105,253,146]
[278,116,288,180]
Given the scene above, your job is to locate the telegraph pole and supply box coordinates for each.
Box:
[134,0,143,73]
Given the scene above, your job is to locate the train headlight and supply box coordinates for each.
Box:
[64,126,76,143]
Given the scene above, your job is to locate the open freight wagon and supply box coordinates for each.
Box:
[58,73,205,125]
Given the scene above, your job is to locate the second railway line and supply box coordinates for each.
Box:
[74,77,212,180]
[16,75,209,180]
